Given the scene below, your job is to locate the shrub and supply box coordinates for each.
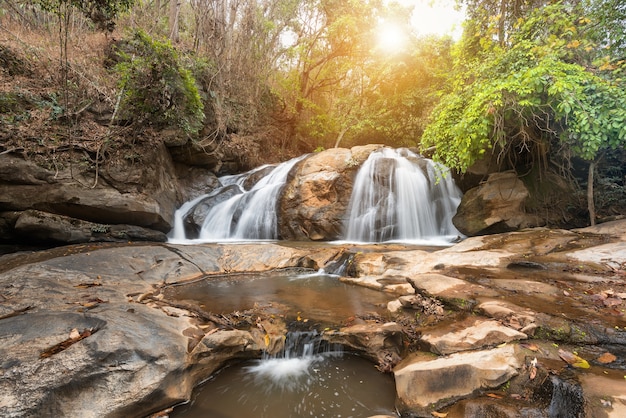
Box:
[112,30,204,134]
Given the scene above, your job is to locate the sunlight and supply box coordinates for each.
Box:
[375,22,408,54]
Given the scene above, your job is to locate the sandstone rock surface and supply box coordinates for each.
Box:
[453,171,541,236]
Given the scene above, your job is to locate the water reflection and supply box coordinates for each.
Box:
[162,269,393,323]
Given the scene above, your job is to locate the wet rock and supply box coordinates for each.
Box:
[174,164,221,204]
[325,322,403,371]
[191,330,261,365]
[580,372,626,417]
[14,209,167,244]
[279,145,381,240]
[477,300,536,332]
[421,318,527,355]
[453,171,542,236]
[447,397,546,418]
[394,345,522,414]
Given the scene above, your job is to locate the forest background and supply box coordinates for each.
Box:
[1,0,625,226]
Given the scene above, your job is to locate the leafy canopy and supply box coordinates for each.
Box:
[422,1,626,173]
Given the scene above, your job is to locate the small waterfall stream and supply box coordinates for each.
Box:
[169,147,462,243]
[171,331,397,417]
[344,148,462,243]
[169,155,307,242]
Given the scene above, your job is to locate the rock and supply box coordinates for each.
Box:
[421,318,527,355]
[575,219,626,241]
[0,300,191,418]
[398,294,444,317]
[0,145,177,236]
[325,322,403,371]
[174,164,221,204]
[190,329,262,370]
[453,171,541,236]
[168,136,223,168]
[0,154,54,184]
[477,300,536,331]
[14,209,167,244]
[394,345,522,413]
[279,145,381,240]
[567,241,626,267]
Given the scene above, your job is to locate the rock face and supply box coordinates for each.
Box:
[0,144,189,245]
[279,145,382,240]
[14,209,167,243]
[394,345,522,413]
[453,171,541,236]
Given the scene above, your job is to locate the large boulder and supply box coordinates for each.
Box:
[0,143,178,243]
[453,171,541,236]
[279,145,382,240]
[394,345,522,414]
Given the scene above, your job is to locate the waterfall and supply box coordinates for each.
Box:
[344,147,462,243]
[245,331,342,391]
[169,147,462,244]
[169,155,307,242]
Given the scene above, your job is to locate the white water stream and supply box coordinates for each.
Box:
[344,148,462,243]
[169,147,462,244]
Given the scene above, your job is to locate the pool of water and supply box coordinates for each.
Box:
[171,352,398,418]
[162,269,394,323]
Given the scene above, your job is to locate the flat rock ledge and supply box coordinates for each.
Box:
[394,345,522,414]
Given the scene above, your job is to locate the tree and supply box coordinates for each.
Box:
[422,1,626,224]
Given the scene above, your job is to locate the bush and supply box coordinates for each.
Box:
[112,30,204,134]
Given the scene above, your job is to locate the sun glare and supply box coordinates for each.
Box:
[376,22,408,54]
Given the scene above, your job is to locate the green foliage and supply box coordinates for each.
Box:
[37,0,135,31]
[422,2,626,173]
[112,30,204,134]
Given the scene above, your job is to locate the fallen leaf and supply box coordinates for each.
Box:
[486,393,504,399]
[563,290,570,296]
[521,343,540,352]
[431,412,447,417]
[264,334,270,347]
[558,349,590,369]
[596,352,617,364]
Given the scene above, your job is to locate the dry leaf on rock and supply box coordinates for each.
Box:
[558,349,590,369]
[596,352,617,364]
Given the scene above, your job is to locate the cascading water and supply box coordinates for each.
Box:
[169,155,307,242]
[171,331,397,417]
[169,147,462,244]
[344,147,462,243]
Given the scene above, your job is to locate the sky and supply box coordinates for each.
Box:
[400,0,466,38]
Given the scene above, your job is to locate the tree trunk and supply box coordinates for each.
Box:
[169,0,180,43]
[587,161,596,226]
